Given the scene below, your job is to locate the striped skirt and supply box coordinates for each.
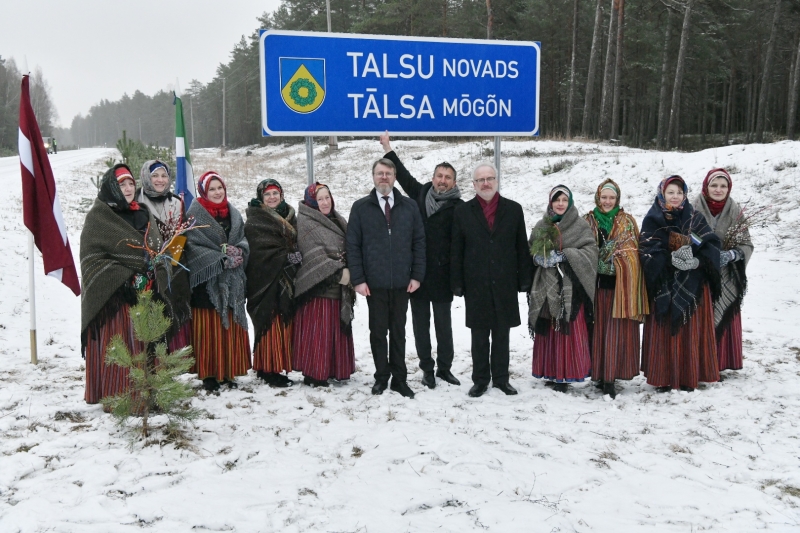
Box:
[591,288,641,382]
[642,285,719,389]
[252,314,293,374]
[532,306,591,383]
[84,304,143,404]
[717,310,743,371]
[292,297,355,381]
[167,320,192,354]
[191,308,251,380]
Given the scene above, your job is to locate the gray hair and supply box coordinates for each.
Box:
[472,162,497,181]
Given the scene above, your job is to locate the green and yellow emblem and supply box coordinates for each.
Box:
[280,58,326,113]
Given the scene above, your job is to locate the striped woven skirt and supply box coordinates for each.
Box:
[591,288,641,382]
[717,310,743,371]
[191,308,251,380]
[292,297,355,381]
[642,285,719,389]
[167,320,192,354]
[532,306,591,383]
[252,314,293,374]
[84,304,143,404]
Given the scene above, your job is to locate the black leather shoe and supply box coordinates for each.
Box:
[468,383,489,397]
[304,376,330,387]
[494,382,518,395]
[390,380,415,399]
[372,381,388,395]
[274,373,294,387]
[436,368,461,386]
[421,371,436,389]
[594,380,604,390]
[203,377,220,392]
[553,383,569,393]
[656,386,671,393]
[603,381,616,399]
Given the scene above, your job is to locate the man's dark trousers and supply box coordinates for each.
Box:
[410,298,454,372]
[368,288,411,384]
[470,328,510,386]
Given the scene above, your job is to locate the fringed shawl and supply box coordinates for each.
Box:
[693,194,753,335]
[184,201,249,329]
[245,204,298,347]
[528,205,598,333]
[584,209,649,321]
[294,202,355,327]
[639,197,721,334]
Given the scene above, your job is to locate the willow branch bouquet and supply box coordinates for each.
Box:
[722,203,771,251]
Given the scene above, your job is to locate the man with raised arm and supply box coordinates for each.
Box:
[451,163,533,398]
[380,132,464,389]
[346,158,426,399]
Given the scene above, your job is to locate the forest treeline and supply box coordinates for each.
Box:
[0,57,58,155]
[67,0,800,151]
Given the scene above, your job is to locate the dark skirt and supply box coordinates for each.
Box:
[252,314,293,374]
[532,306,591,383]
[591,288,641,382]
[717,310,743,371]
[293,297,355,381]
[642,285,719,389]
[84,304,143,404]
[191,308,251,380]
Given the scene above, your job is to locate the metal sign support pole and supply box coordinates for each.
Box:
[494,136,502,191]
[306,136,314,185]
[28,232,38,365]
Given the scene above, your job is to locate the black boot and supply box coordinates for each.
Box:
[656,386,671,393]
[553,383,569,393]
[602,381,616,399]
[221,379,238,389]
[421,371,436,389]
[594,380,604,390]
[203,378,220,392]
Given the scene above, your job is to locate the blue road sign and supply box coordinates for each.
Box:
[259,30,541,136]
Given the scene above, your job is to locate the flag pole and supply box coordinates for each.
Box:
[28,231,38,365]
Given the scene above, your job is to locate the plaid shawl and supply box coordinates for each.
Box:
[295,202,355,327]
[245,204,298,346]
[184,201,249,329]
[693,194,753,334]
[640,197,721,333]
[584,209,649,321]
[528,205,598,332]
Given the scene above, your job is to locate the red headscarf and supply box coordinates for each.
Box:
[115,165,140,210]
[702,168,732,217]
[197,171,230,219]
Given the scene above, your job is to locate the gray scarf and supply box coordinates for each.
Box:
[425,184,462,217]
[184,201,249,329]
[140,159,172,198]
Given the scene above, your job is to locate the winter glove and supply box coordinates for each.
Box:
[225,254,243,269]
[339,268,350,285]
[551,250,566,263]
[533,254,547,267]
[720,249,742,268]
[671,245,699,271]
[225,245,242,258]
[287,251,303,265]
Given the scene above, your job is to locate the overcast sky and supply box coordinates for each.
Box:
[2,0,282,127]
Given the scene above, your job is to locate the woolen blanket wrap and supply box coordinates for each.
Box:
[185,201,249,329]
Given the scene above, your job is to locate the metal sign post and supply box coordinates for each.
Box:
[306,136,314,185]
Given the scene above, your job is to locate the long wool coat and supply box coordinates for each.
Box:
[450,195,533,329]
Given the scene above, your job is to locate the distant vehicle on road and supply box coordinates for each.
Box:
[42,137,54,154]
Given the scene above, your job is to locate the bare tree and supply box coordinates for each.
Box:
[582,0,604,137]
[725,66,736,145]
[755,0,781,142]
[656,8,673,149]
[565,0,579,138]
[666,0,694,149]
[610,0,625,139]
[786,33,800,140]
[599,0,618,139]
[486,0,494,39]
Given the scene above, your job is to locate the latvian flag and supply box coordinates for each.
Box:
[173,92,196,207]
[19,75,80,296]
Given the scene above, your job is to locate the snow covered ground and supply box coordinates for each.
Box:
[1,139,799,532]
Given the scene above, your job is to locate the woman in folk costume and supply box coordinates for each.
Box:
[693,168,753,374]
[292,183,356,387]
[136,160,191,352]
[583,179,649,398]
[529,185,598,393]
[639,176,721,392]
[245,179,301,387]
[184,171,251,392]
[80,165,185,404]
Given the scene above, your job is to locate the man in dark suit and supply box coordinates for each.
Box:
[451,163,533,397]
[380,132,464,389]
[347,158,426,399]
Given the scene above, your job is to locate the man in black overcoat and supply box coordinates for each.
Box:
[347,158,426,399]
[451,163,533,397]
[380,132,464,389]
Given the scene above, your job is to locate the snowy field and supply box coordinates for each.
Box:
[1,139,799,532]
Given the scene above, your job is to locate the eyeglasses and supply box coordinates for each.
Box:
[374,172,394,178]
[473,176,497,185]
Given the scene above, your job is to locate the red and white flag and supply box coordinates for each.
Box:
[19,74,80,296]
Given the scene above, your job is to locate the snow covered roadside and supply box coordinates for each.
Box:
[0,141,799,532]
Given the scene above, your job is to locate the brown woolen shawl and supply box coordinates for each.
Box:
[528,205,598,334]
[693,194,753,334]
[294,202,355,328]
[244,204,298,348]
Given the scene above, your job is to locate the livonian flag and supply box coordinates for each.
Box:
[19,75,80,296]
[173,92,196,207]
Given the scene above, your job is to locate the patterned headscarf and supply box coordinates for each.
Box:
[303,182,333,212]
[702,168,732,217]
[139,159,172,198]
[592,178,621,233]
[547,184,574,222]
[656,175,687,215]
[252,178,290,218]
[197,171,227,201]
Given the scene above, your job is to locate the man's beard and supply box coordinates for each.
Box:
[376,183,392,195]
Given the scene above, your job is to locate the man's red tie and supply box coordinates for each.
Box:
[382,196,391,225]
